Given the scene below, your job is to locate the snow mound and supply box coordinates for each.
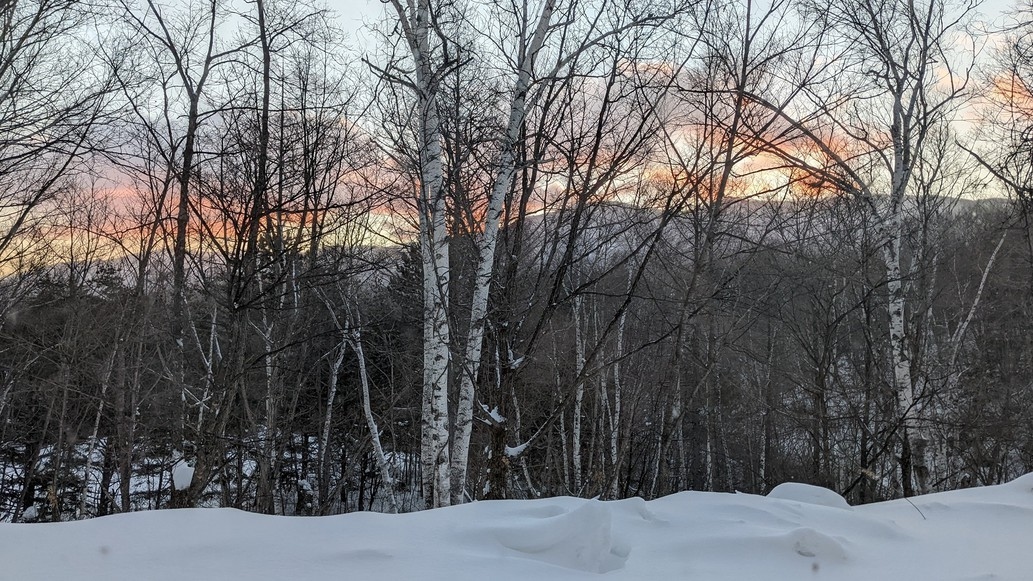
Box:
[493,500,628,573]
[767,482,851,509]
[171,461,194,491]
[1006,472,1033,493]
[782,526,849,562]
[616,495,665,523]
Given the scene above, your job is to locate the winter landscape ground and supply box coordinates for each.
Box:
[2,474,1031,581]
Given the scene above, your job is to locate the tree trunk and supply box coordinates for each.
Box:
[352,326,400,513]
[449,0,557,505]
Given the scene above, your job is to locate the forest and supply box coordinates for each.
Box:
[1,0,1033,522]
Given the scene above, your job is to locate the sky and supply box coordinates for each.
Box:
[324,0,384,46]
[317,0,1026,156]
[322,0,1022,41]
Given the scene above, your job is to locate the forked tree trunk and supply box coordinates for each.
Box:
[449,0,557,505]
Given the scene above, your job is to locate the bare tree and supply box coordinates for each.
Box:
[750,0,977,495]
[0,1,116,294]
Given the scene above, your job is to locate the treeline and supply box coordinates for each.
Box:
[1,0,1033,521]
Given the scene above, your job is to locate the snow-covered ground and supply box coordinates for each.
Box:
[3,475,1032,580]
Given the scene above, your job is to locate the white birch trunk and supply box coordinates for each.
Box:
[571,293,585,494]
[78,350,114,518]
[648,407,665,498]
[320,342,346,461]
[387,0,453,509]
[319,298,348,509]
[947,230,1007,386]
[884,225,929,494]
[504,348,539,497]
[557,364,571,492]
[256,278,279,513]
[188,309,219,439]
[319,336,347,509]
[607,301,627,499]
[449,0,556,504]
[419,140,451,509]
[351,326,400,514]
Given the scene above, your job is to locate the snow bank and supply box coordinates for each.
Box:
[767,482,852,509]
[3,475,1033,580]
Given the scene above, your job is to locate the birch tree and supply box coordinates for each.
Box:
[753,0,976,495]
[374,0,691,507]
[376,0,456,509]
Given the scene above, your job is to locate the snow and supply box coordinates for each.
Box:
[4,475,1033,580]
[505,347,525,369]
[480,403,505,424]
[767,481,853,509]
[20,506,36,522]
[171,461,194,491]
[504,442,528,457]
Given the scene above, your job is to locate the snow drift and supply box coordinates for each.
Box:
[3,474,1033,580]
